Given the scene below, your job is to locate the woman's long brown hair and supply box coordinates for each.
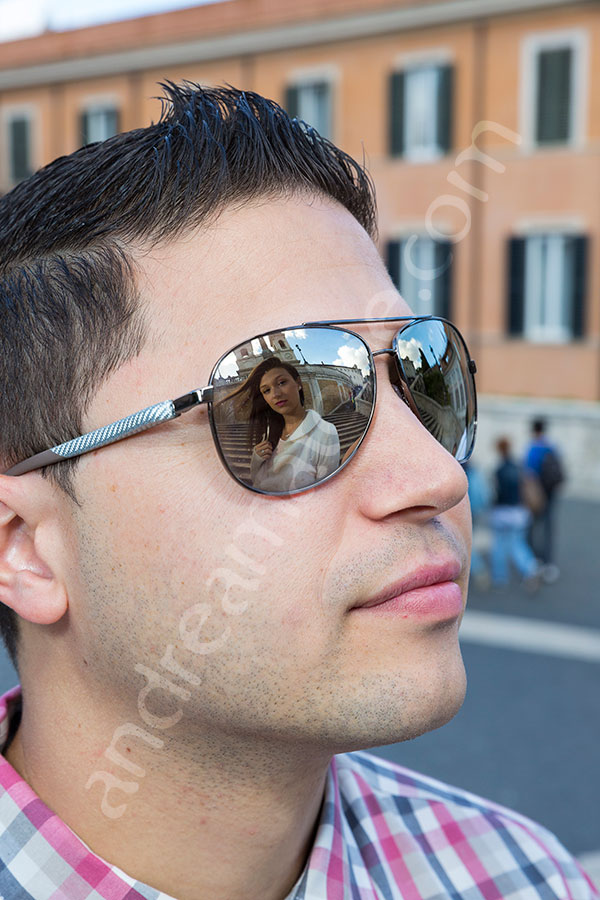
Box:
[217,357,305,450]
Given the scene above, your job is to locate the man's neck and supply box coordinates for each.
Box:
[6,689,330,900]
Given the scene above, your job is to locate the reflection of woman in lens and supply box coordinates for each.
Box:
[228,357,340,491]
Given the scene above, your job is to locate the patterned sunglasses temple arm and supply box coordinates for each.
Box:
[4,388,213,477]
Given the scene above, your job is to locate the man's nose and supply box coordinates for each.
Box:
[348,362,469,522]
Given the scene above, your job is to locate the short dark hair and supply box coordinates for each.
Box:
[496,437,511,457]
[0,81,377,665]
[532,419,546,435]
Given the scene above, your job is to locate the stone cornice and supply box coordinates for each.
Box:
[0,0,593,90]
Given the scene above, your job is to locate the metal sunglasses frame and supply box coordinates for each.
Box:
[4,316,478,494]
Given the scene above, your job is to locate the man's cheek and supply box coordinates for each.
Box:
[456,495,473,547]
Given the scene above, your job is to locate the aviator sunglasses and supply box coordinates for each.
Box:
[5,317,477,495]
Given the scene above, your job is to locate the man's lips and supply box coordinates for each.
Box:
[350,560,463,617]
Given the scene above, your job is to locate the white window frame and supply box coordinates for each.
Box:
[392,233,448,318]
[287,65,337,141]
[393,48,453,164]
[520,28,589,152]
[404,65,443,162]
[1,104,37,190]
[523,233,575,344]
[80,96,120,144]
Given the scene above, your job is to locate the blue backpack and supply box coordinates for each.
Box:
[539,448,564,494]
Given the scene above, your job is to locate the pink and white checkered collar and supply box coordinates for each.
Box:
[0,687,176,899]
[0,687,595,900]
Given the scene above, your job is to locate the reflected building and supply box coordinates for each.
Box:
[400,336,469,455]
[213,331,365,419]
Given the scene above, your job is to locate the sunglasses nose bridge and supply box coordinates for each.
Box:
[371,346,403,385]
[371,346,411,406]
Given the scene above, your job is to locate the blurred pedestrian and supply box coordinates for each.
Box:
[464,459,491,589]
[490,437,540,591]
[524,418,565,583]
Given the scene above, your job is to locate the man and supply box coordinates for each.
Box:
[0,84,595,899]
[524,418,565,583]
[489,438,539,591]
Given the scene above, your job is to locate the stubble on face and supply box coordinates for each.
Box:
[66,196,471,767]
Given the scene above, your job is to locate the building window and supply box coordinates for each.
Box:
[389,64,453,160]
[522,29,588,149]
[80,106,120,146]
[536,47,572,144]
[285,81,331,139]
[387,236,452,318]
[508,235,587,341]
[8,115,33,183]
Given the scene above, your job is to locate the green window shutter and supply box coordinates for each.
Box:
[80,111,90,146]
[9,117,31,182]
[435,240,453,319]
[107,107,119,138]
[285,86,299,119]
[314,81,331,137]
[389,71,405,157]
[570,235,587,339]
[536,48,572,144]
[436,65,454,154]
[386,240,401,290]
[507,238,526,336]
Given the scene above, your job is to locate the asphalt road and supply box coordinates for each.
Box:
[0,497,597,879]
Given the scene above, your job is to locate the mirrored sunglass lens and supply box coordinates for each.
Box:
[210,328,375,494]
[395,319,476,462]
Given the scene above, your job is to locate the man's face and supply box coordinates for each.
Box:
[65,196,471,753]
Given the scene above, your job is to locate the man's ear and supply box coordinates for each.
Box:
[0,476,68,625]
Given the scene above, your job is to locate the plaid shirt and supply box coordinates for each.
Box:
[0,688,596,899]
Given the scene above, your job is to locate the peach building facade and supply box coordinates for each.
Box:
[1,0,599,412]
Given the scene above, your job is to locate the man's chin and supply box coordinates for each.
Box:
[322,660,467,755]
